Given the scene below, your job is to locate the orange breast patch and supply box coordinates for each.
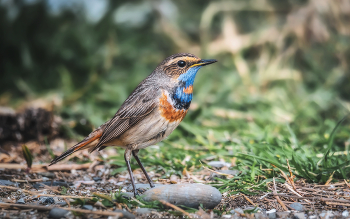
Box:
[159,92,188,122]
[183,85,193,94]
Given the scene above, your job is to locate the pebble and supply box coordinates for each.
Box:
[266,209,276,219]
[120,192,134,199]
[82,205,93,210]
[48,208,68,219]
[209,170,240,180]
[92,177,102,182]
[56,201,67,207]
[41,197,55,205]
[142,184,222,209]
[343,210,349,217]
[290,202,304,211]
[16,198,25,204]
[207,161,231,168]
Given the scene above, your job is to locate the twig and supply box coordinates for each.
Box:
[242,194,256,206]
[0,185,37,195]
[326,202,350,207]
[12,179,43,183]
[314,182,345,187]
[0,203,124,216]
[274,194,350,203]
[344,180,350,189]
[160,200,191,217]
[324,171,335,186]
[273,178,288,211]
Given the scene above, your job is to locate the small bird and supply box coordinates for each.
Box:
[49,53,217,196]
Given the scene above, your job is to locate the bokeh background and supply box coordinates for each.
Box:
[1,0,350,181]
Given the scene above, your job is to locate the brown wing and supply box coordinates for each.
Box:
[89,83,159,152]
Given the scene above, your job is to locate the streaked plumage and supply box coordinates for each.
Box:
[49,53,217,196]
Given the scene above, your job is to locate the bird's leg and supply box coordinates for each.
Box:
[132,150,155,188]
[124,149,139,197]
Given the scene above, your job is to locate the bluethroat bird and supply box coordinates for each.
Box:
[49,53,217,196]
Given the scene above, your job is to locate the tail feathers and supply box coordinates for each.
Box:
[49,129,102,166]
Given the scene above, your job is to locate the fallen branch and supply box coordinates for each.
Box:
[273,178,288,211]
[325,202,350,207]
[0,203,124,217]
[242,194,256,206]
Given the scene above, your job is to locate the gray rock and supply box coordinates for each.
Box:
[290,202,304,211]
[92,177,102,182]
[16,198,25,204]
[56,201,67,206]
[126,183,163,192]
[142,184,221,209]
[114,209,136,219]
[0,179,16,186]
[135,208,155,214]
[82,205,93,210]
[209,170,240,180]
[292,212,305,219]
[48,208,68,219]
[342,211,349,217]
[266,209,276,219]
[207,161,230,168]
[41,197,55,205]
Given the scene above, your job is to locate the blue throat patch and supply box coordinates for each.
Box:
[172,66,201,110]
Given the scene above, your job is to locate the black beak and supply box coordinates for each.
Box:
[198,59,217,66]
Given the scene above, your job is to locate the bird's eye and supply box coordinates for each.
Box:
[177,60,186,68]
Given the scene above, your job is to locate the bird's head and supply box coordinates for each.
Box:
[159,53,217,86]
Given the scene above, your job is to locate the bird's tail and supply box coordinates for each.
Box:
[49,128,103,166]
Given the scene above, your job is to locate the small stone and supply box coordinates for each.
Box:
[292,212,305,219]
[114,209,136,219]
[266,209,276,219]
[135,208,155,214]
[92,177,102,182]
[343,211,349,217]
[56,201,67,207]
[48,208,68,219]
[82,205,93,210]
[207,161,230,168]
[41,197,55,205]
[254,213,266,219]
[290,202,304,211]
[16,198,25,204]
[222,215,232,218]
